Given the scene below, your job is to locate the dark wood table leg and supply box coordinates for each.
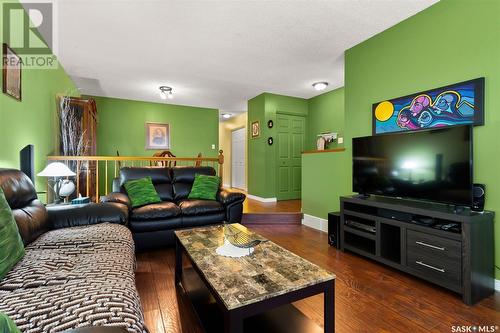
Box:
[224,311,243,333]
[324,280,335,333]
[175,237,183,284]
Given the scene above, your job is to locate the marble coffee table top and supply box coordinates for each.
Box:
[175,224,335,310]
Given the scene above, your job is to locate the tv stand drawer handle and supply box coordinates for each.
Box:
[416,261,445,273]
[415,241,445,251]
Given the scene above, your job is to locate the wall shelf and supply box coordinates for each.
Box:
[302,148,345,154]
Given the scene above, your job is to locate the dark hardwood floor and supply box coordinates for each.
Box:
[135,225,499,333]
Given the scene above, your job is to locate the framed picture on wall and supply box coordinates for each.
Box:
[372,77,485,135]
[145,122,170,150]
[2,43,22,101]
[251,120,260,138]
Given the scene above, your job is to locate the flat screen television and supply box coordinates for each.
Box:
[353,125,472,206]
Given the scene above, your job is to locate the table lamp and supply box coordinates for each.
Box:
[38,162,76,204]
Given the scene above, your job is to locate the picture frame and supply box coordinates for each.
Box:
[145,122,170,150]
[2,43,22,101]
[251,120,260,138]
[372,78,485,135]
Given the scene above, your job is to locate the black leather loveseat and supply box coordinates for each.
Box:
[102,166,246,250]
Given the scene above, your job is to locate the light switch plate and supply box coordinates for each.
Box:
[338,137,344,144]
[211,144,216,149]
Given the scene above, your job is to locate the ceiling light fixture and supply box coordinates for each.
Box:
[312,82,328,91]
[159,86,173,100]
[222,113,232,119]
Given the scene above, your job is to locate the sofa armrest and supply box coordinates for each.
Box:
[100,192,131,210]
[47,202,129,229]
[217,189,246,206]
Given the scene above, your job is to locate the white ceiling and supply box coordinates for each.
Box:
[39,0,438,114]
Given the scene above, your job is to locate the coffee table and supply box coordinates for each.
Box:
[175,224,335,333]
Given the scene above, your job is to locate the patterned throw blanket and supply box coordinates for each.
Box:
[0,223,147,333]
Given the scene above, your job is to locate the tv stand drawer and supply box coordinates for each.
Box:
[407,230,461,264]
[407,251,461,290]
[406,229,461,291]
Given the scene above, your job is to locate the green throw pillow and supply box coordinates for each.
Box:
[124,176,161,208]
[188,174,220,201]
[0,313,21,333]
[0,188,25,280]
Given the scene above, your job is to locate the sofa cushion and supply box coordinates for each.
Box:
[131,201,181,220]
[172,166,216,200]
[0,188,25,280]
[178,199,223,216]
[120,167,173,201]
[0,223,147,333]
[124,176,161,208]
[188,174,220,201]
[129,218,182,233]
[182,212,226,228]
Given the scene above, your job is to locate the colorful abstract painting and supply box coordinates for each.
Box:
[373,78,484,134]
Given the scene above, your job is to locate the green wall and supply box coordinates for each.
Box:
[247,93,308,198]
[94,96,219,158]
[0,0,78,194]
[306,87,345,150]
[302,87,346,218]
[343,0,500,278]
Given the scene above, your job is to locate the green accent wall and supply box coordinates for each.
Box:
[0,0,78,195]
[94,96,219,157]
[302,87,346,218]
[343,0,500,278]
[247,93,308,198]
[306,87,345,150]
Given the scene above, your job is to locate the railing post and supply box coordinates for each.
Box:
[218,150,224,181]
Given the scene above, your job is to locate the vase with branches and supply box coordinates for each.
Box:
[58,95,89,172]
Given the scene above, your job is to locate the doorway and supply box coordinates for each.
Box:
[276,113,305,200]
[231,127,246,190]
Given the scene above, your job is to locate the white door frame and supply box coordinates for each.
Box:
[231,127,246,190]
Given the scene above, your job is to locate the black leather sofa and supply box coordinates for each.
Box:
[0,168,147,331]
[102,166,246,250]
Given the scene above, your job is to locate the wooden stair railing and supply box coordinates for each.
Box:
[47,150,224,202]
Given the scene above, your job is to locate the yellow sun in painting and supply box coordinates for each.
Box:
[375,101,394,122]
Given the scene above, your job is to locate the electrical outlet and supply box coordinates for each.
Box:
[338,137,344,144]
[211,144,216,149]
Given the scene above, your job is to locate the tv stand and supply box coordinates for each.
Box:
[340,195,495,305]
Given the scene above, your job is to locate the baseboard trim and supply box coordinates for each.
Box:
[246,194,277,203]
[495,279,500,292]
[223,183,231,188]
[302,214,328,233]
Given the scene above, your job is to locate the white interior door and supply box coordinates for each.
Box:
[231,127,246,190]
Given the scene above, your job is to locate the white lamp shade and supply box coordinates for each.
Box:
[38,162,76,177]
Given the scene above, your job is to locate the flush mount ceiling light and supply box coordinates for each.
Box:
[312,82,328,91]
[222,113,232,119]
[159,86,173,100]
